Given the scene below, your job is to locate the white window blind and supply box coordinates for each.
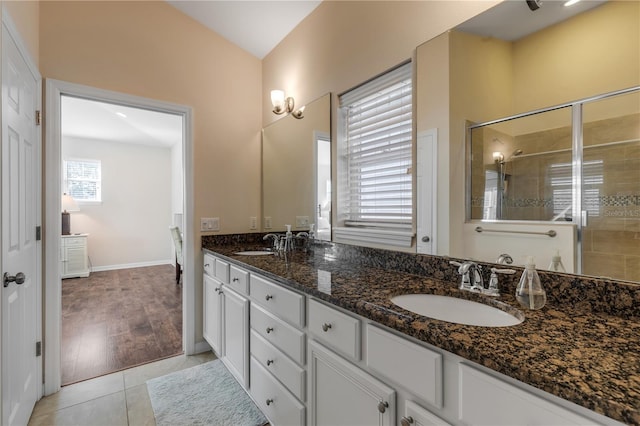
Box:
[338,62,413,231]
[64,159,102,202]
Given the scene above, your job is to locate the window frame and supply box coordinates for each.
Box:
[63,158,103,204]
[335,61,414,248]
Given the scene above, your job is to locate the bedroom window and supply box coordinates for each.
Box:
[64,159,102,202]
[335,61,413,247]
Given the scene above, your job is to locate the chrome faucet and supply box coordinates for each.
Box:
[486,267,516,297]
[263,233,280,250]
[496,253,513,265]
[450,261,484,292]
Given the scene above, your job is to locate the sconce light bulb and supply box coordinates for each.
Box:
[292,105,305,119]
[493,151,504,162]
[271,90,286,114]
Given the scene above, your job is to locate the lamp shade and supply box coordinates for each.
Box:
[270,90,285,110]
[62,193,79,212]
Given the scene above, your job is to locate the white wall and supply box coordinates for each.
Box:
[62,136,173,270]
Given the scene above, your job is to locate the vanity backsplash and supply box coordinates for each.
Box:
[201,233,639,319]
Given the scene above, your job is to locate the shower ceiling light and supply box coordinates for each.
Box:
[564,0,581,6]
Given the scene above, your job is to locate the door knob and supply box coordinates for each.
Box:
[3,272,25,288]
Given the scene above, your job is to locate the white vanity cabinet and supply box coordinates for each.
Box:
[308,339,396,426]
[203,253,223,355]
[221,285,249,388]
[203,253,249,387]
[249,273,307,425]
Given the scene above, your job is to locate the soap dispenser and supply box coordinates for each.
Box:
[515,256,547,310]
[548,250,566,272]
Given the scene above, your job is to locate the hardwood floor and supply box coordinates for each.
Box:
[62,264,183,385]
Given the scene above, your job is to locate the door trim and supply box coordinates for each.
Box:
[1,3,44,410]
[44,80,195,395]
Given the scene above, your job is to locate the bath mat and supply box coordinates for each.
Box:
[146,359,268,426]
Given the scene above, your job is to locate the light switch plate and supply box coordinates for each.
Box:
[264,216,272,229]
[296,216,310,228]
[250,216,257,230]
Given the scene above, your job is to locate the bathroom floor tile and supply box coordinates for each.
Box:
[29,391,128,426]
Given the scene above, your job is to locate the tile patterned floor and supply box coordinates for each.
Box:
[29,352,216,426]
[62,265,183,385]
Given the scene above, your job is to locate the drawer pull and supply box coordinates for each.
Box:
[266,359,274,366]
[266,327,274,334]
[377,401,389,413]
[266,398,274,406]
[322,323,332,332]
[204,263,210,268]
[401,416,414,426]
[232,277,239,282]
[265,294,273,301]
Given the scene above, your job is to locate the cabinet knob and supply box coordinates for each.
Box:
[265,294,273,301]
[401,416,414,426]
[377,401,389,413]
[421,236,430,243]
[3,272,25,287]
[266,398,274,406]
[266,359,274,366]
[321,323,332,332]
[232,277,239,282]
[266,327,274,334]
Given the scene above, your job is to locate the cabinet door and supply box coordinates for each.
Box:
[309,340,395,426]
[203,274,223,356]
[222,286,249,389]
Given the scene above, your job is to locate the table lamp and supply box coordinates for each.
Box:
[62,193,79,235]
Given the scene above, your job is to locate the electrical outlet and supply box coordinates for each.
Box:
[250,216,257,230]
[296,216,310,228]
[264,216,272,229]
[200,217,220,232]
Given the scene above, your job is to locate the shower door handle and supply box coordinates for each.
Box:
[581,210,589,227]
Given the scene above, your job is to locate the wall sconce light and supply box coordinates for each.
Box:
[270,90,305,119]
[492,152,505,163]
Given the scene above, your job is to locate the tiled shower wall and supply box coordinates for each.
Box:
[471,113,640,282]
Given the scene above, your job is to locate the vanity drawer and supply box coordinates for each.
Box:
[64,236,86,246]
[250,357,306,426]
[366,324,442,408]
[203,254,215,277]
[251,304,306,365]
[250,274,305,328]
[308,298,361,361]
[250,330,305,401]
[228,264,249,296]
[214,258,229,283]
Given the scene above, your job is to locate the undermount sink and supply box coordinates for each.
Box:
[234,250,275,256]
[391,294,523,327]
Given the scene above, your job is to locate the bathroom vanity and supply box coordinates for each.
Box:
[202,237,638,426]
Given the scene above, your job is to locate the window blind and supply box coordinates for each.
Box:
[64,159,102,202]
[338,62,413,230]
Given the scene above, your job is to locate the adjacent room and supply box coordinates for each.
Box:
[60,95,185,384]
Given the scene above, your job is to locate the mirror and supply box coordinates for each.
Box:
[449,0,639,282]
[262,93,331,237]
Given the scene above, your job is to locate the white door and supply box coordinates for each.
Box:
[203,274,223,355]
[1,22,40,426]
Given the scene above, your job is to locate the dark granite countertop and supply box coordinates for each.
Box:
[202,239,639,425]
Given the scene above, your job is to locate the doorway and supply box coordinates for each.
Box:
[44,80,195,395]
[59,95,184,384]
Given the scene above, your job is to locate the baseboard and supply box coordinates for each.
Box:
[91,259,174,272]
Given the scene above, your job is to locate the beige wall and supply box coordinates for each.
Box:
[262,0,500,126]
[2,0,39,67]
[39,0,262,344]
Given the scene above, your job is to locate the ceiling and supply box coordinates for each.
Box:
[61,96,183,148]
[456,0,607,41]
[167,0,321,59]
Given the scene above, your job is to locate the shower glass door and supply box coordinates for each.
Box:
[580,90,640,282]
